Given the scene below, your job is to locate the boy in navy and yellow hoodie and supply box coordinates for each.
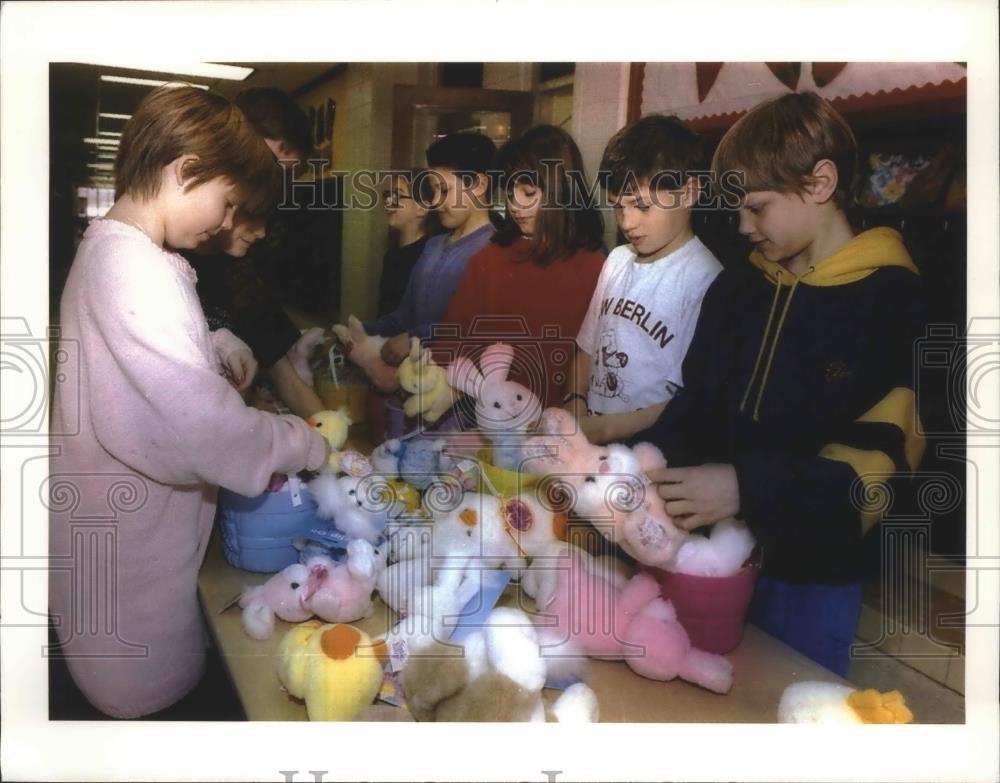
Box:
[635,92,925,677]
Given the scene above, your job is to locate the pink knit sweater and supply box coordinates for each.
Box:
[49,220,326,718]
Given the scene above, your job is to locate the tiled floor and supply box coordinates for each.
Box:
[851,559,966,724]
[847,644,964,724]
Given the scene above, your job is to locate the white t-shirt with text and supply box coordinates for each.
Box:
[576,236,722,414]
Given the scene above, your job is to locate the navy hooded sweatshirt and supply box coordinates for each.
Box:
[633,227,926,584]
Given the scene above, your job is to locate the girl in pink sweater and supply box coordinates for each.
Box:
[49,86,328,718]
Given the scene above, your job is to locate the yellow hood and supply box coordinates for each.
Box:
[749,227,919,287]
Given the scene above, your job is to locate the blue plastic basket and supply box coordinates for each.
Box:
[218,483,326,573]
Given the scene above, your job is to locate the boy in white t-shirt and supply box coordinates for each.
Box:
[569,115,722,443]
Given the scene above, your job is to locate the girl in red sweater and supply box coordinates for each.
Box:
[438,125,606,408]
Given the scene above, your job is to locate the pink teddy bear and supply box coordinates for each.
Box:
[524,544,733,694]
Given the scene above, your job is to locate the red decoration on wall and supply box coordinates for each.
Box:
[696,62,724,103]
[812,62,847,88]
[766,62,801,91]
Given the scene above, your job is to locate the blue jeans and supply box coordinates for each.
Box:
[748,577,863,678]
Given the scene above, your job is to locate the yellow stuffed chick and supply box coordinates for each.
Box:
[277,620,386,721]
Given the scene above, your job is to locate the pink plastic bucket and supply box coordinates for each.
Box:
[646,557,761,654]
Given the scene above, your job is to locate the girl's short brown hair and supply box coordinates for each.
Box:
[712,91,858,209]
[114,85,280,216]
[493,124,604,266]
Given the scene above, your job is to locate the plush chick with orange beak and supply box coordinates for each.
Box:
[277,620,387,721]
[307,408,352,472]
[778,681,914,724]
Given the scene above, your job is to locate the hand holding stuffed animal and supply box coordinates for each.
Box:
[287,327,327,387]
[332,315,399,393]
[448,343,543,471]
[564,441,689,569]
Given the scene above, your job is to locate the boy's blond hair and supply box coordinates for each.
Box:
[712,91,857,209]
[114,85,280,217]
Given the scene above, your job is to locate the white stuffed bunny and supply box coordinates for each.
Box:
[310,472,390,543]
[447,343,543,471]
[671,517,756,578]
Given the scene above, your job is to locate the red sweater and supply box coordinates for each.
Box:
[435,237,606,408]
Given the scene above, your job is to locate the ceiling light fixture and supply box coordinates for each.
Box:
[91,61,253,81]
[98,131,123,137]
[84,137,119,145]
[100,75,210,90]
[87,163,115,170]
[99,112,132,120]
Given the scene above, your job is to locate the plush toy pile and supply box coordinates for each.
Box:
[233,342,771,720]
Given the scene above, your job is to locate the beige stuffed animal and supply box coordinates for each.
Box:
[401,606,598,722]
[397,338,455,423]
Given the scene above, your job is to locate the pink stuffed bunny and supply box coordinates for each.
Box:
[522,412,688,569]
[305,540,384,624]
[239,542,384,640]
[448,343,543,471]
[239,562,316,641]
[519,407,599,474]
[525,545,733,694]
[332,315,399,392]
[568,442,689,569]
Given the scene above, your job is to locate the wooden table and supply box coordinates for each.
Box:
[197,528,850,722]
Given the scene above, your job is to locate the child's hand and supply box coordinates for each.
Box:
[225,348,258,392]
[381,332,412,366]
[648,463,740,530]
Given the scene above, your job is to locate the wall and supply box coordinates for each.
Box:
[483,63,534,92]
[296,64,435,321]
[571,63,631,249]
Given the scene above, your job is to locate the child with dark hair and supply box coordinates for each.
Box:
[438,124,606,407]
[570,114,723,443]
[376,169,439,317]
[49,86,328,718]
[234,87,313,165]
[639,92,926,676]
[363,132,497,366]
[182,87,326,420]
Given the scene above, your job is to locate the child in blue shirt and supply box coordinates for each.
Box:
[364,132,496,365]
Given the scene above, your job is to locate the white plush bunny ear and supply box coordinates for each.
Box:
[479,343,515,381]
[632,441,667,473]
[241,595,277,640]
[447,356,484,398]
[347,539,376,580]
[408,337,421,362]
